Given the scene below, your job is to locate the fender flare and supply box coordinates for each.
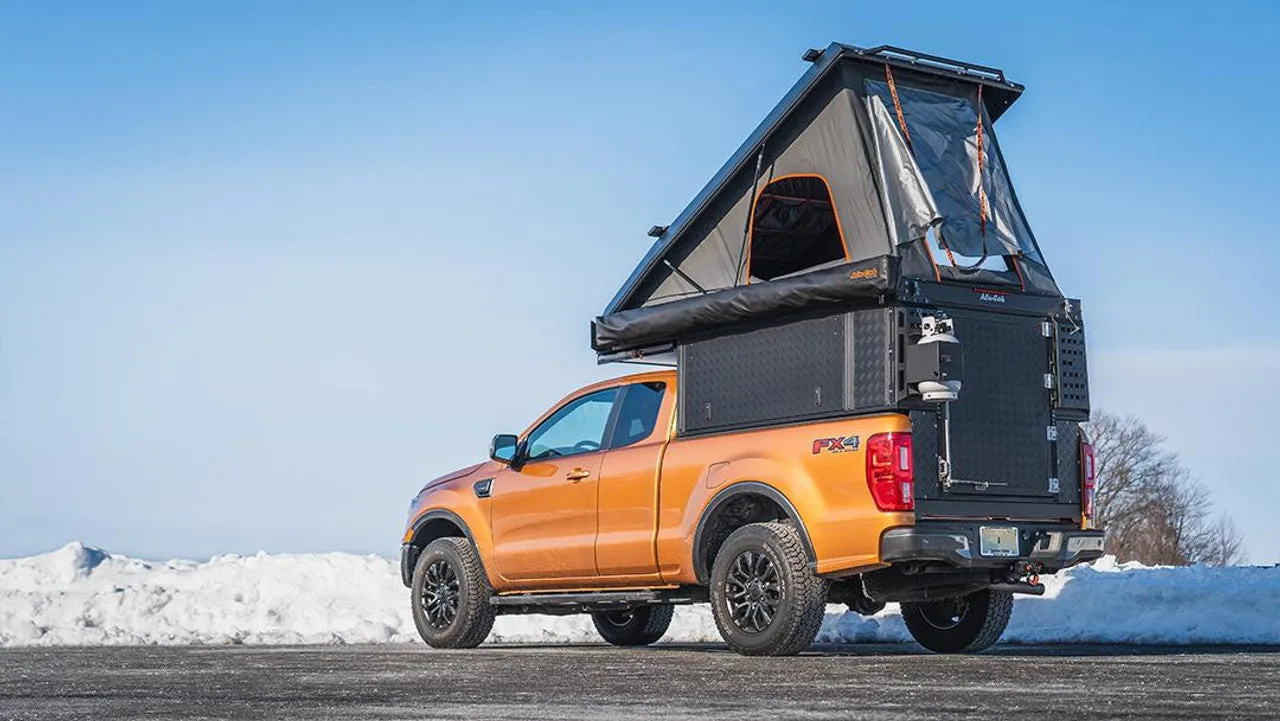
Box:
[691,481,818,585]
[401,508,482,587]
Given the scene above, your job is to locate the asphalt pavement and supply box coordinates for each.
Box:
[1,643,1276,720]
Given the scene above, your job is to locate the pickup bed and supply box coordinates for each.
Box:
[401,369,1103,656]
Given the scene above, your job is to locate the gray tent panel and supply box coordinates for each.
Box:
[864,78,1042,263]
[867,94,941,246]
[632,84,892,309]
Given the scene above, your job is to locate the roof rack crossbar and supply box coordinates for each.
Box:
[859,45,1007,84]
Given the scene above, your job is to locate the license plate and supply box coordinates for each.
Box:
[979,526,1020,557]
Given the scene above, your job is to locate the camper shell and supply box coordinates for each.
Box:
[593,43,1092,524]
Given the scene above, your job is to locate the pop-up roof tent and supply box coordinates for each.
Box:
[594,43,1059,360]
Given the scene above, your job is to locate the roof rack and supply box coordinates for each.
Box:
[858,45,1010,85]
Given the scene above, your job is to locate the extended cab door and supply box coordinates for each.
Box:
[595,381,671,579]
[490,387,619,584]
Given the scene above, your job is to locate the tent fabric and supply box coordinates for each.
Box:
[633,82,891,309]
[596,45,1061,355]
[864,77,1043,264]
[866,95,941,246]
[592,256,895,353]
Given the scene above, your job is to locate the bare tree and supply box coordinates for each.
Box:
[1187,515,1247,567]
[1085,411,1246,566]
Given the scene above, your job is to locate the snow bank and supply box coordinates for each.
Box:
[2,543,1276,647]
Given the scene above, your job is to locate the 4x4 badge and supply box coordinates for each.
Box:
[812,436,860,454]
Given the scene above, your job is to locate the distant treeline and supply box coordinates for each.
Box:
[1088,412,1244,567]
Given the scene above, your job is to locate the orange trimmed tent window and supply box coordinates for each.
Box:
[746,175,848,281]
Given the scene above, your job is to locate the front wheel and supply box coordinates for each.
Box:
[709,521,828,656]
[901,588,1013,653]
[590,605,674,646]
[410,537,496,648]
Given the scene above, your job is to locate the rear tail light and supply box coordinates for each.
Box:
[866,432,914,512]
[1080,438,1097,527]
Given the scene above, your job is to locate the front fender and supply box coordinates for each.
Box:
[403,481,498,588]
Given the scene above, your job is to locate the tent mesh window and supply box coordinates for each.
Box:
[747,176,846,281]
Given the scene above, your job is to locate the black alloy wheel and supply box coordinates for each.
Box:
[724,549,783,633]
[421,559,460,629]
[598,610,635,628]
[708,521,828,656]
[410,537,496,648]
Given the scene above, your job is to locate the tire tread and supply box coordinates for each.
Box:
[411,537,496,649]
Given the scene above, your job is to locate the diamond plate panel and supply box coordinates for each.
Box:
[1055,419,1081,504]
[679,314,846,435]
[945,310,1054,497]
[848,308,895,411]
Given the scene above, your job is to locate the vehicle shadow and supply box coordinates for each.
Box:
[493,642,1280,657]
[810,643,1280,657]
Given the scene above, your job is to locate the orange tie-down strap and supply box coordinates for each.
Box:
[884,64,912,149]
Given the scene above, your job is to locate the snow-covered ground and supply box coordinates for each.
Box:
[2,542,1277,647]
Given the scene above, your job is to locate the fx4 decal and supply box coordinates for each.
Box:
[812,436,860,454]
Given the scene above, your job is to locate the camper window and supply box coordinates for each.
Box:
[747,175,847,282]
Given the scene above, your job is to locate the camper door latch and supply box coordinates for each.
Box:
[942,476,1007,492]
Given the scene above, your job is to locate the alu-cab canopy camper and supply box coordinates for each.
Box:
[594,44,1091,518]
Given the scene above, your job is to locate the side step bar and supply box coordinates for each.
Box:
[490,587,707,616]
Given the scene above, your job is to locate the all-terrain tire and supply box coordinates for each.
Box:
[590,605,675,646]
[901,588,1013,653]
[709,521,828,656]
[410,537,496,649]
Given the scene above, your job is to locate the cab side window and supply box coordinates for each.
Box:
[609,382,666,449]
[525,388,619,461]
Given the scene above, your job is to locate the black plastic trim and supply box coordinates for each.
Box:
[401,509,480,587]
[692,481,817,584]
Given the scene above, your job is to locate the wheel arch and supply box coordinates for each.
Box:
[692,481,817,585]
[402,509,481,586]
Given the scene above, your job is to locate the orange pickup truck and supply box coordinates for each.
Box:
[401,369,1103,656]
[402,42,1107,656]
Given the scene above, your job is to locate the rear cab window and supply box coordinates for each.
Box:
[608,382,667,449]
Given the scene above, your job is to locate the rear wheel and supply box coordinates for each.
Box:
[901,588,1013,653]
[709,521,828,656]
[411,537,496,649]
[590,605,674,646]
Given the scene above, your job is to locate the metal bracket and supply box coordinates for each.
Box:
[943,476,1008,492]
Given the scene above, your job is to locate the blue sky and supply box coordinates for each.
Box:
[2,1,1277,563]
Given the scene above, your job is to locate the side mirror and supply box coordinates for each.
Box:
[489,434,520,465]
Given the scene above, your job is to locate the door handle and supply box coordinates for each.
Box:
[566,468,591,482]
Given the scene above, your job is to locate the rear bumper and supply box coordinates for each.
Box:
[881,523,1105,571]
